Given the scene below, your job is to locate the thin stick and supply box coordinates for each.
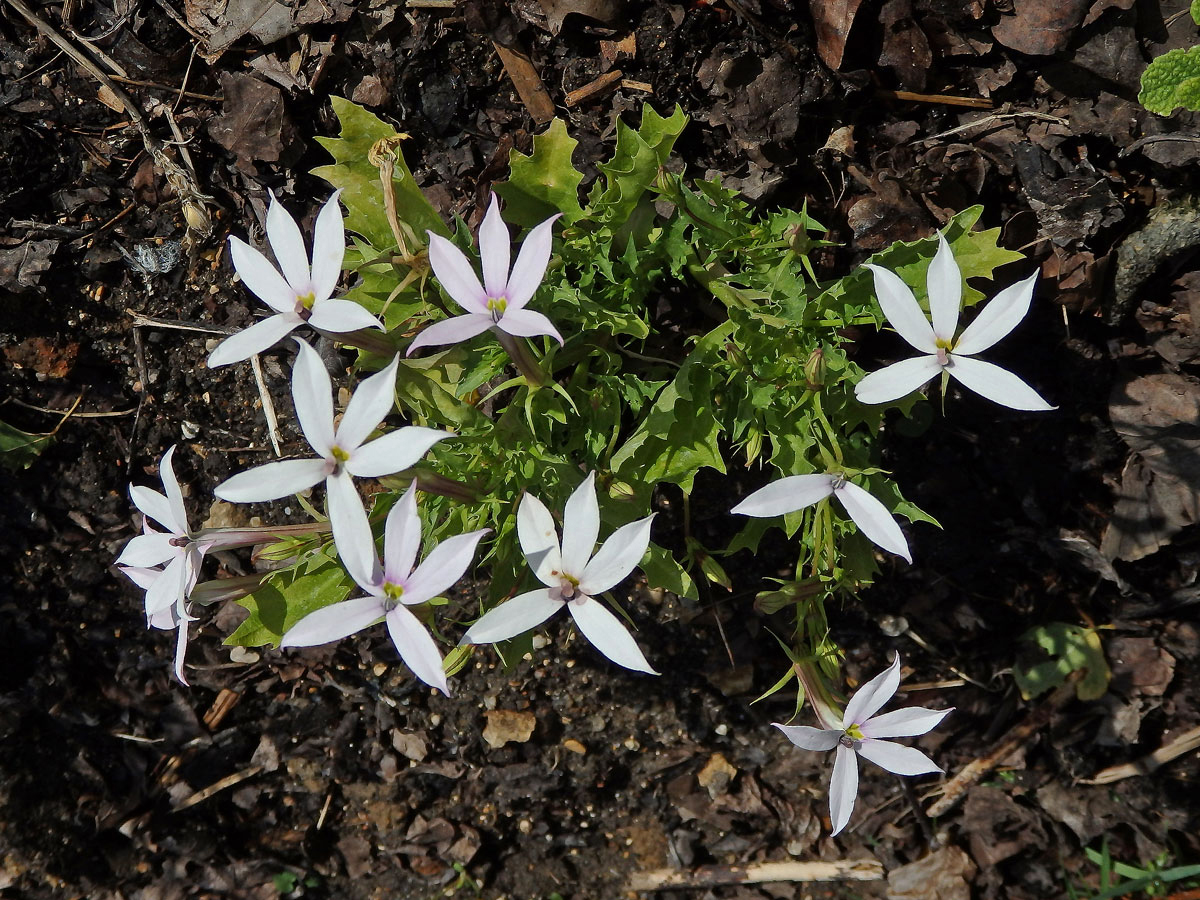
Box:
[4,397,136,418]
[1082,723,1200,785]
[878,89,992,109]
[126,309,239,336]
[171,765,264,811]
[629,859,885,892]
[250,354,283,456]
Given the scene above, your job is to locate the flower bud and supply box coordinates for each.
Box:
[183,200,212,237]
[804,347,826,391]
[607,480,637,502]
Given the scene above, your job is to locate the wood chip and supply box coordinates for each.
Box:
[493,42,555,125]
[565,69,623,107]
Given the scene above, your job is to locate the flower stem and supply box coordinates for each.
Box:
[316,327,401,358]
[494,330,547,387]
[792,657,844,731]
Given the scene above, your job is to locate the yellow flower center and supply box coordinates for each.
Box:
[845,723,865,741]
[486,296,508,323]
[298,291,317,310]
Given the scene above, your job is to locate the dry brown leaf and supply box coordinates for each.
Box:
[992,0,1091,55]
[811,0,865,69]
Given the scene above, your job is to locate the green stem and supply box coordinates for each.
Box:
[316,326,401,358]
[494,330,547,387]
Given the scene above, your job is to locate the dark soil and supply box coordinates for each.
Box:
[3,0,1200,898]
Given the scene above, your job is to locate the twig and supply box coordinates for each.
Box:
[1082,723,1200,785]
[126,309,239,336]
[565,70,623,107]
[250,354,283,457]
[493,41,555,126]
[4,396,135,418]
[171,765,263,811]
[878,89,992,109]
[629,859,884,891]
[915,110,1070,146]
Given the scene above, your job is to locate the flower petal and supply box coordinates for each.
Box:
[946,354,1054,411]
[157,445,190,536]
[927,232,961,343]
[386,603,450,696]
[119,564,161,593]
[560,472,600,577]
[280,595,386,647]
[427,232,487,314]
[215,458,328,503]
[461,588,564,644]
[479,193,511,298]
[505,213,560,309]
[568,596,658,674]
[347,426,450,479]
[266,190,312,293]
[308,298,383,333]
[579,514,654,595]
[172,612,190,685]
[833,481,911,563]
[115,532,177,567]
[498,308,564,345]
[772,723,842,752]
[309,190,345,302]
[953,270,1038,356]
[842,653,902,729]
[382,484,421,587]
[326,471,375,589]
[401,529,488,606]
[291,339,336,455]
[129,486,180,536]
[731,474,835,518]
[207,314,300,369]
[145,553,188,617]
[864,264,938,353]
[856,739,943,776]
[854,355,942,405]
[337,354,400,454]
[228,236,297,314]
[517,492,563,588]
[829,743,859,836]
[405,314,493,354]
[860,706,953,739]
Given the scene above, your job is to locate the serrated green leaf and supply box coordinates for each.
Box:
[1013,622,1110,702]
[225,554,356,648]
[640,542,698,600]
[312,97,448,251]
[497,118,585,226]
[1140,45,1200,115]
[1193,0,1200,25]
[0,418,53,470]
[588,104,687,229]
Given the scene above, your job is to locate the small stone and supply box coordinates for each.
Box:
[563,739,587,755]
[373,662,388,677]
[697,752,737,798]
[482,710,536,749]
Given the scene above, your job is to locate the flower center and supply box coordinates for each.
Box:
[295,291,316,320]
[169,535,190,548]
[829,473,847,491]
[558,573,580,601]
[382,581,405,609]
[845,723,865,741]
[330,445,350,475]
[486,296,508,323]
[934,338,952,367]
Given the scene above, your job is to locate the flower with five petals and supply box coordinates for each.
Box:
[119,564,196,684]
[461,472,657,674]
[209,190,382,367]
[281,484,488,695]
[407,193,563,354]
[214,339,450,587]
[732,472,911,563]
[774,653,952,836]
[855,234,1053,411]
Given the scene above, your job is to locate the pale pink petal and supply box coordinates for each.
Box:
[347,426,449,479]
[280,595,386,647]
[115,532,177,567]
[309,190,345,302]
[228,236,297,314]
[517,492,563,588]
[833,481,911,563]
[731,474,835,518]
[461,588,563,644]
[401,529,489,606]
[266,190,312,294]
[215,458,329,503]
[336,355,400,454]
[854,355,942,406]
[927,233,961,343]
[386,604,450,696]
[382,484,421,586]
[579,514,654,595]
[856,739,943,776]
[405,314,493,354]
[119,565,161,593]
[498,308,564,345]
[505,214,560,309]
[145,553,188,616]
[773,723,842,751]
[148,604,179,630]
[129,487,180,536]
[427,232,487,313]
[207,314,300,368]
[308,299,383,333]
[864,264,937,353]
[560,473,600,576]
[829,744,859,836]
[842,654,902,729]
[861,706,953,739]
[568,596,657,674]
[326,471,374,589]
[157,446,190,535]
[172,612,190,685]
[953,271,1038,356]
[479,193,511,298]
[291,339,336,455]
[946,355,1054,411]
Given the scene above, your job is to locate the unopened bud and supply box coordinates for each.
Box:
[743,430,762,466]
[804,347,826,390]
[183,200,212,237]
[607,480,637,502]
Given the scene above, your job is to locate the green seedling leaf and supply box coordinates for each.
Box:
[588,103,687,229]
[0,418,53,470]
[1139,46,1200,115]
[1013,622,1110,701]
[498,118,585,225]
[313,97,448,251]
[226,553,356,647]
[640,542,699,601]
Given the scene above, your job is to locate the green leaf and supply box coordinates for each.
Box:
[497,118,585,226]
[1013,622,1110,702]
[588,104,687,229]
[312,97,448,251]
[1140,46,1200,115]
[225,553,356,647]
[640,542,698,600]
[0,418,53,470]
[1193,0,1200,25]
